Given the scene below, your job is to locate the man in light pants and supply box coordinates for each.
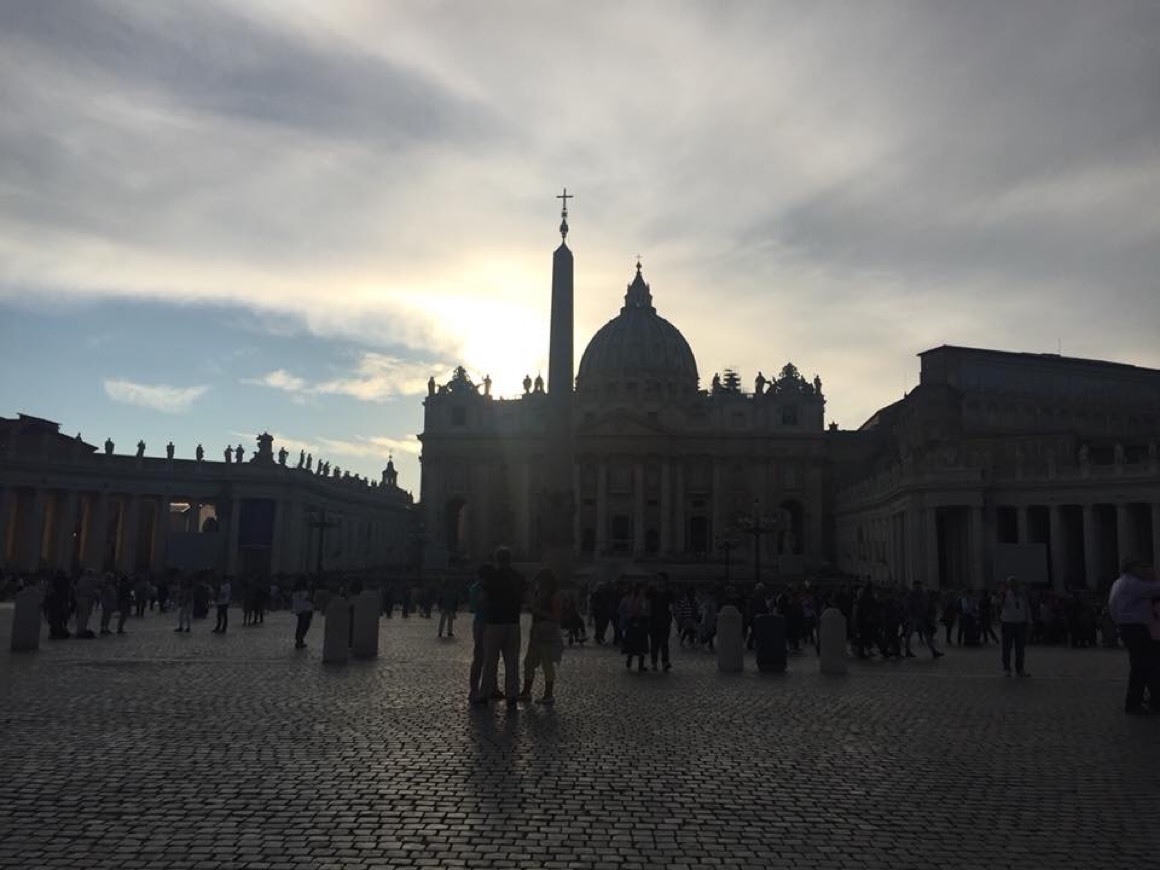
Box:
[476,547,525,709]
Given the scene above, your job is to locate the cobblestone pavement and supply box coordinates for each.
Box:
[1,603,1158,870]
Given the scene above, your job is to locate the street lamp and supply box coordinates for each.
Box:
[715,532,741,585]
[305,507,339,580]
[734,499,780,585]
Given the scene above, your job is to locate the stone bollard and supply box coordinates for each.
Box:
[717,604,744,672]
[819,607,848,675]
[350,590,381,659]
[10,586,44,652]
[753,613,787,673]
[322,596,350,664]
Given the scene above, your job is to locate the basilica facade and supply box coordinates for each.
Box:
[420,262,832,584]
[419,247,1160,591]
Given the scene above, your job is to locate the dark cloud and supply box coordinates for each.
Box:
[0,0,492,144]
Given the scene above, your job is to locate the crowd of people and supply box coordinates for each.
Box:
[4,556,1157,715]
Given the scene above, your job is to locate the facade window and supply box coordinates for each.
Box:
[782,405,798,426]
[645,529,659,553]
[581,528,595,552]
[451,406,467,426]
[610,466,631,493]
[611,515,632,552]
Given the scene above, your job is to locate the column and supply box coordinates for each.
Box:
[83,494,109,570]
[572,465,581,557]
[1152,504,1160,579]
[187,500,202,533]
[1016,505,1029,544]
[1082,504,1099,589]
[150,497,168,572]
[0,487,15,567]
[1116,502,1133,571]
[970,506,986,589]
[905,506,922,586]
[518,462,531,556]
[632,461,645,556]
[923,507,940,588]
[269,500,285,574]
[711,460,724,553]
[595,461,608,555]
[674,461,686,554]
[116,497,141,573]
[659,460,671,555]
[225,498,241,575]
[52,491,79,571]
[17,489,48,572]
[1048,505,1066,591]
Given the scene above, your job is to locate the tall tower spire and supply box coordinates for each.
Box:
[543,188,575,588]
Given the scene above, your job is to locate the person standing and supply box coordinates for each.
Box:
[647,578,674,672]
[998,577,1032,676]
[437,580,459,638]
[115,574,134,634]
[978,589,999,644]
[904,582,944,659]
[519,569,563,704]
[1107,559,1160,714]
[212,577,232,634]
[291,578,313,649]
[73,570,98,639]
[476,547,525,708]
[174,576,193,633]
[99,573,117,635]
[623,583,651,672]
[468,564,491,702]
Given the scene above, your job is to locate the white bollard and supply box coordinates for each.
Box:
[717,604,744,672]
[322,595,350,664]
[350,590,381,659]
[10,586,44,652]
[819,607,848,675]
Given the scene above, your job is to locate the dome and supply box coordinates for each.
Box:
[576,263,699,397]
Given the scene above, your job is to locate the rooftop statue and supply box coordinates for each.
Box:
[166,441,175,459]
[196,444,204,461]
[104,438,114,455]
[278,446,288,466]
[136,440,146,458]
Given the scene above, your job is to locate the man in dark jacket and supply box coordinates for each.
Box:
[476,547,525,708]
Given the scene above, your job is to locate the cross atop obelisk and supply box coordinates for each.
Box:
[557,187,572,240]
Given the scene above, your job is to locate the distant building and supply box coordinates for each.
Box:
[0,415,414,577]
[419,231,1160,590]
[834,345,1160,590]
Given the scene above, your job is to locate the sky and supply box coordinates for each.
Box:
[2,1,1158,494]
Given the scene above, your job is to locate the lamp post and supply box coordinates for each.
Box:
[734,499,780,585]
[305,507,338,580]
[715,532,740,585]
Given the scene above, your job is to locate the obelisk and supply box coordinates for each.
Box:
[541,188,575,587]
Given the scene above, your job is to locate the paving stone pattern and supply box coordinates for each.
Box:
[1,604,1158,870]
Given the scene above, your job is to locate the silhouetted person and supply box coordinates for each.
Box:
[476,547,525,708]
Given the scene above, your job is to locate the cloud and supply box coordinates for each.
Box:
[103,378,208,413]
[317,435,422,459]
[244,353,446,402]
[4,1,1160,438]
[232,431,420,463]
